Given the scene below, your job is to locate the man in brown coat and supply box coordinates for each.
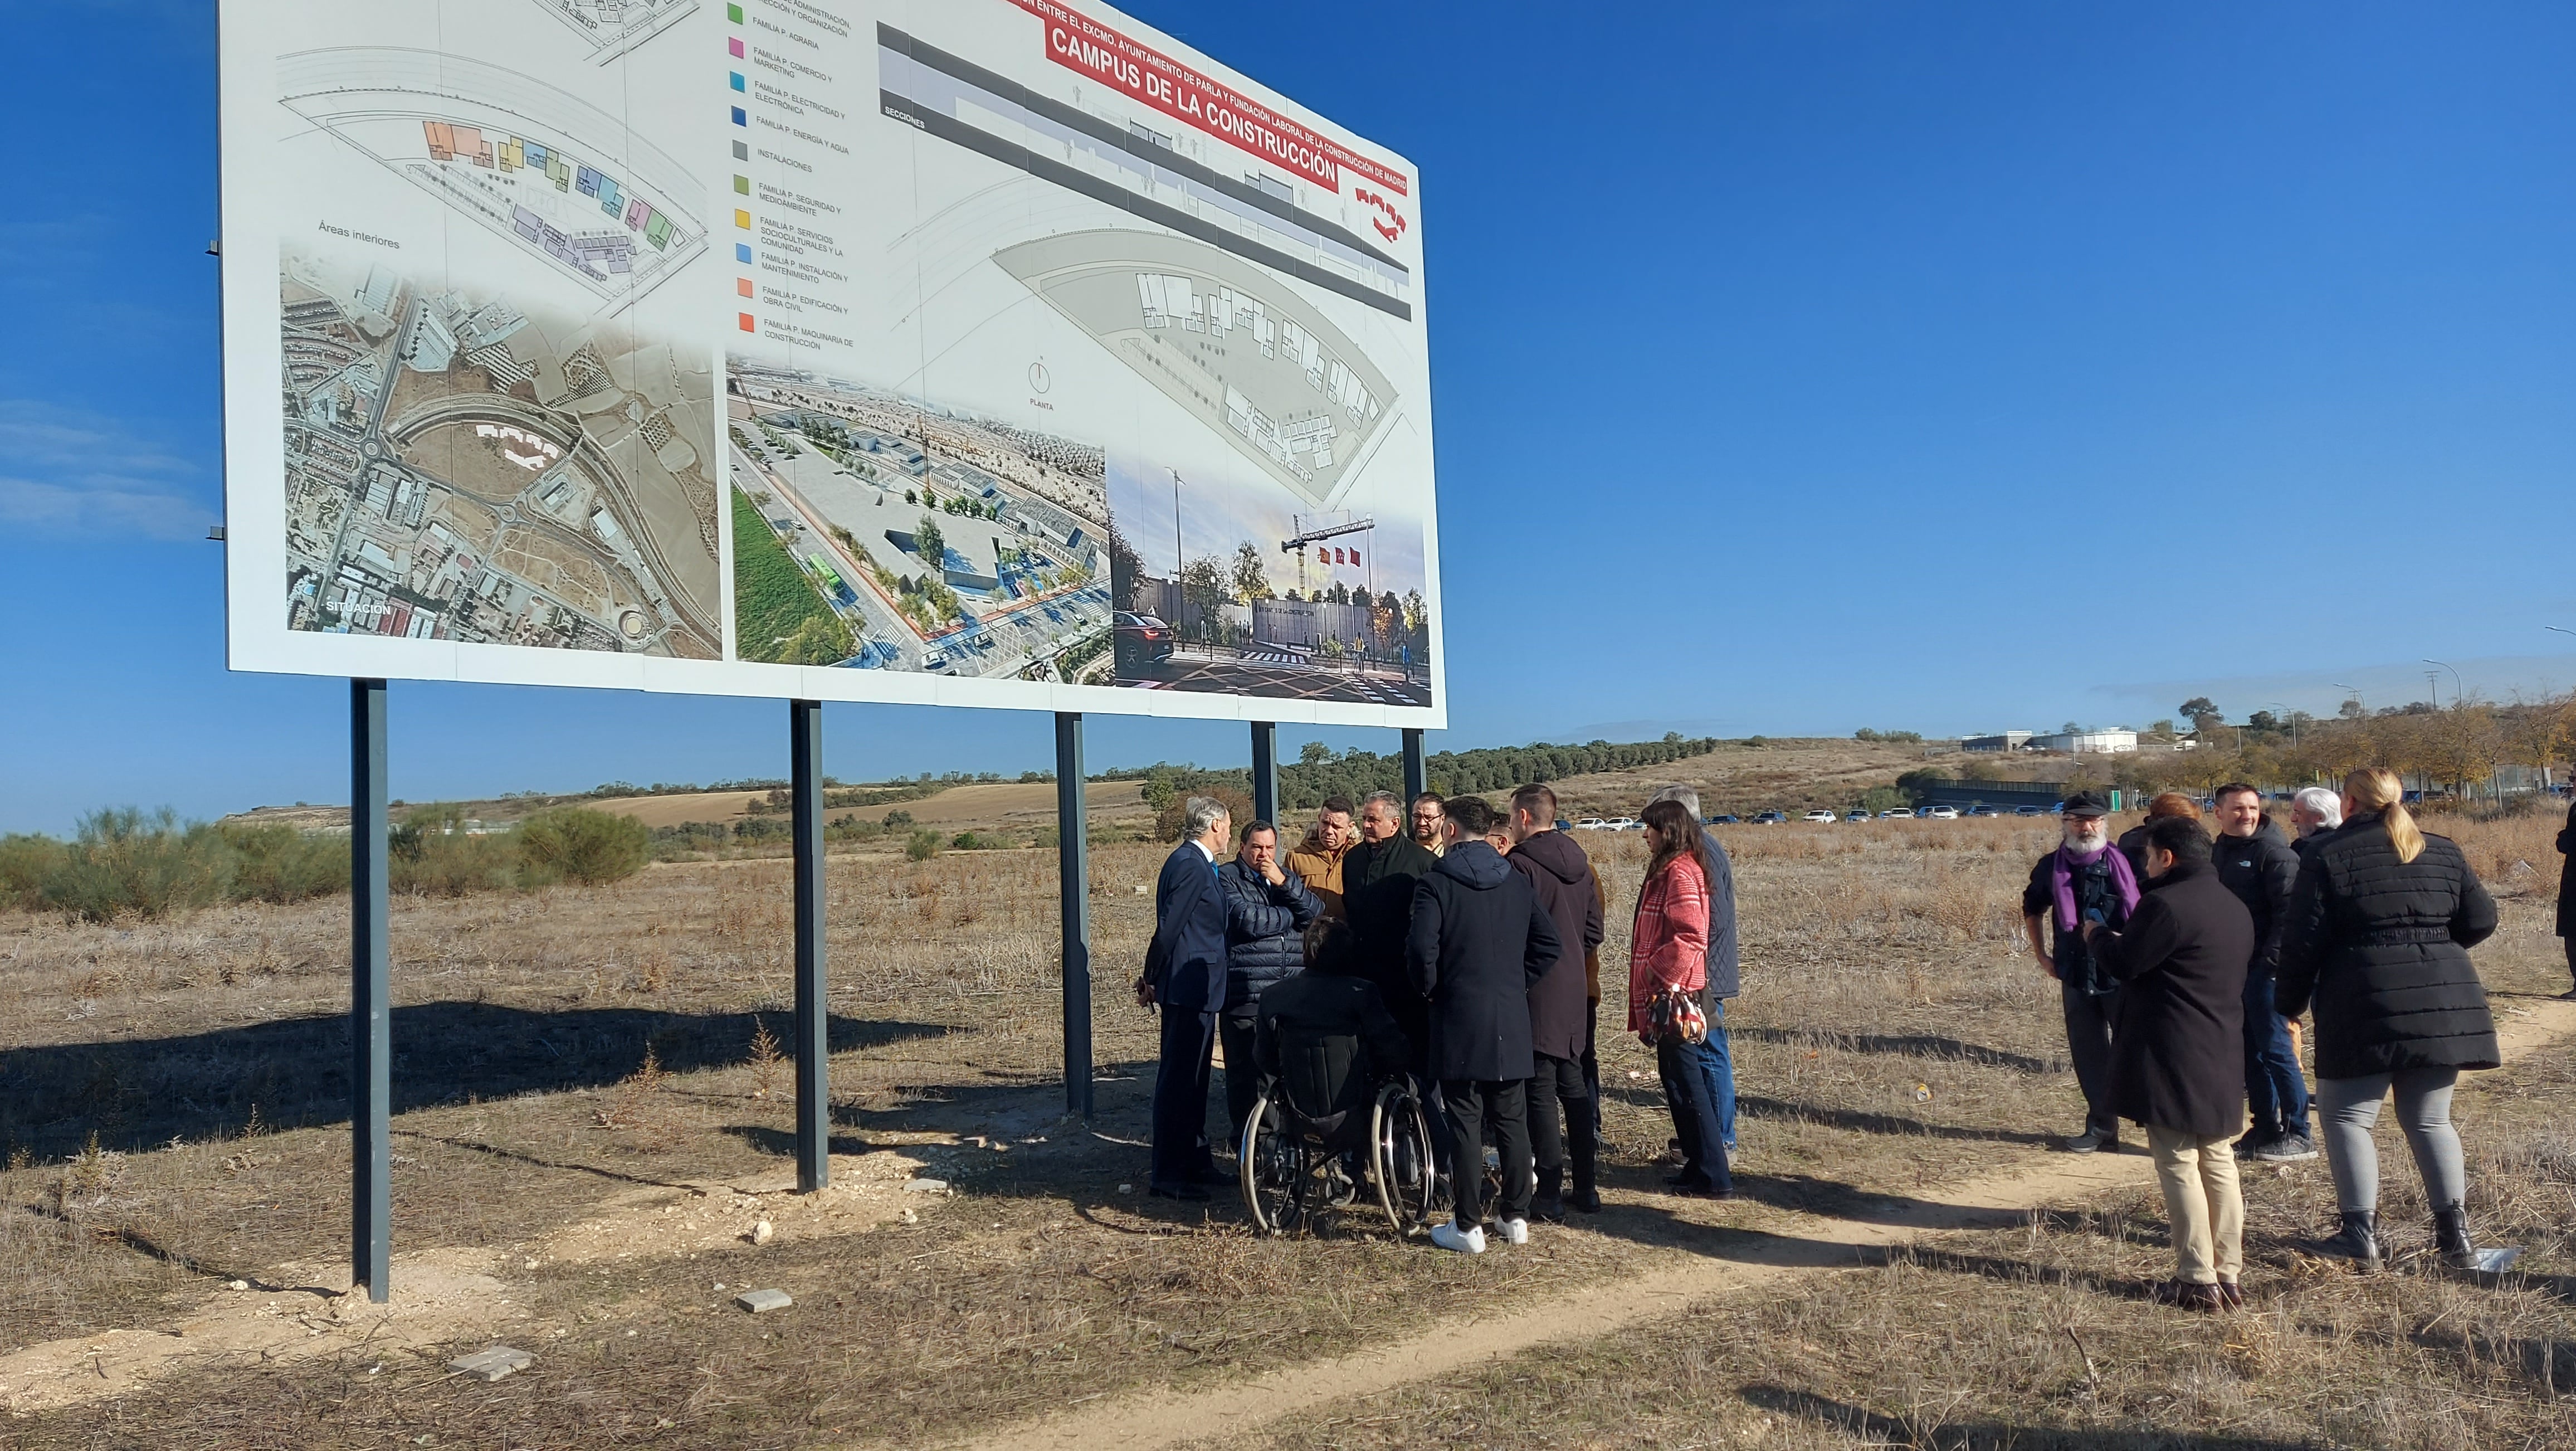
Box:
[1284,795,1358,918]
[2085,814,2255,1311]
[1506,784,1606,1216]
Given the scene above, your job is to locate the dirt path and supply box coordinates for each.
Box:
[957,996,2576,1451]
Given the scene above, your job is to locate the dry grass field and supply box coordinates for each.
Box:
[0,806,2569,1449]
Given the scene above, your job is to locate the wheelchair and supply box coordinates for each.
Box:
[1238,1073,1446,1236]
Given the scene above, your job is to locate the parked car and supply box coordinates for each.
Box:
[1844,810,1871,823]
[1603,817,1642,832]
[1112,611,1174,664]
[1801,810,1838,825]
[1923,805,1960,820]
[1705,814,1743,825]
[1554,819,1573,831]
[2013,805,2049,817]
[1574,817,1609,831]
[1879,807,1916,820]
[1963,804,2006,819]
[1751,810,1789,825]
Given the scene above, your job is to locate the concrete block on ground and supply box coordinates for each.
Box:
[734,1289,793,1314]
[450,1346,534,1382]
[902,1177,950,1194]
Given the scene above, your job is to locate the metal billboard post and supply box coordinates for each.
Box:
[1055,712,1093,1119]
[1250,720,1278,826]
[790,699,829,1192]
[1401,728,1427,803]
[349,678,391,1303]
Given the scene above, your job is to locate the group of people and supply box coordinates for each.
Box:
[1139,783,1740,1253]
[2024,768,2510,1309]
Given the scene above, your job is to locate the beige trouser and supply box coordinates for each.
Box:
[2147,1120,2246,1285]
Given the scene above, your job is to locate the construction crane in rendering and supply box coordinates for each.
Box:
[1280,514,1375,597]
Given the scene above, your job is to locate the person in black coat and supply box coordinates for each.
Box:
[1345,792,1441,1063]
[1216,821,1323,1143]
[1407,796,1562,1253]
[2557,797,2576,998]
[2277,769,2500,1270]
[2085,815,2254,1311]
[1140,797,1233,1200]
[1254,918,1413,1148]
[1506,785,1606,1218]
[2021,792,2140,1152]
[2211,785,2313,1161]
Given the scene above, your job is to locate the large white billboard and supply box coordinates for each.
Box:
[219,0,1443,727]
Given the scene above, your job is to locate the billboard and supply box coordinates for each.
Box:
[219,0,1443,727]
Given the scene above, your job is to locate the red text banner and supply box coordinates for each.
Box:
[1009,0,1409,198]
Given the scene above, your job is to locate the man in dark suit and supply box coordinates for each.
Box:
[1407,795,1561,1254]
[1140,795,1233,1199]
[2558,796,2576,1000]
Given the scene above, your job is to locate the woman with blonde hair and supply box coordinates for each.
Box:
[2277,768,2499,1270]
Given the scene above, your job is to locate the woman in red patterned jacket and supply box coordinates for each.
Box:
[1630,799,1730,1198]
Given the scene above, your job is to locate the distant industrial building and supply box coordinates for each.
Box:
[1962,731,2034,753]
[2033,728,2139,755]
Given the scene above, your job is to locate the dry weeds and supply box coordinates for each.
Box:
[0,810,2567,1448]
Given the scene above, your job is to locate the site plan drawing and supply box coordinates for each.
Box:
[280,48,706,311]
[280,250,724,658]
[531,0,700,64]
[996,231,1399,513]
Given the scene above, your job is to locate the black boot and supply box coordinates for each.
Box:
[2433,1203,2477,1270]
[1567,1105,1602,1213]
[2312,1210,2380,1269]
[1533,1167,1565,1223]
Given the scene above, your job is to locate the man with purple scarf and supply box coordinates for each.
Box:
[2022,791,2142,1152]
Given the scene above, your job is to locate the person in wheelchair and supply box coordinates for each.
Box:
[1247,918,1416,1214]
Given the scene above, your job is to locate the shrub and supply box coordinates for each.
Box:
[906,829,943,861]
[220,822,350,903]
[0,833,67,911]
[392,831,519,897]
[42,809,231,923]
[518,807,651,886]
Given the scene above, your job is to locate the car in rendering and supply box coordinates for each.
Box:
[1750,810,1789,826]
[1801,810,1838,824]
[1921,805,1960,820]
[1111,611,1174,665]
[1879,807,1916,820]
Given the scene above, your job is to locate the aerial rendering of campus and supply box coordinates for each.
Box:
[725,363,1114,678]
[277,249,724,658]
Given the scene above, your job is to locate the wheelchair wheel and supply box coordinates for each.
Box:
[1238,1088,1307,1236]
[1370,1079,1442,1234]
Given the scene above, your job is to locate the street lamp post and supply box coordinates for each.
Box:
[2265,701,2299,747]
[2332,682,2364,717]
[2424,659,2463,708]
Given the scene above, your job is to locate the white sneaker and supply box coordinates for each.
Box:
[1498,1218,1530,1246]
[1428,1221,1486,1255]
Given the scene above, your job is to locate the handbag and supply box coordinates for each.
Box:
[1647,986,1707,1046]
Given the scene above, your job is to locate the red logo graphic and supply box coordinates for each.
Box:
[1355,186,1408,244]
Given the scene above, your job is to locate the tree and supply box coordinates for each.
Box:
[1179,555,1230,640]
[518,807,650,887]
[914,513,946,578]
[1326,581,1351,605]
[1299,741,1331,767]
[2062,721,2081,734]
[1230,541,1270,603]
[2339,698,2367,720]
[2179,697,2223,737]
[2247,710,2281,734]
[1403,590,1428,637]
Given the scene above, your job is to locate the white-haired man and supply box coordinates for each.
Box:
[2022,791,2140,1152]
[2289,787,2343,861]
[1140,796,1232,1199]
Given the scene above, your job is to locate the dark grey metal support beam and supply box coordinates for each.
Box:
[1402,728,1428,803]
[1250,720,1278,827]
[1055,712,1093,1119]
[791,699,830,1192]
[349,678,391,1303]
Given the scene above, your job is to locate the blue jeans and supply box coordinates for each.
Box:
[2242,967,2310,1140]
[1658,1034,1731,1191]
[1702,998,1736,1152]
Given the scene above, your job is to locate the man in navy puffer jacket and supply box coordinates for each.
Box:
[1217,820,1324,1143]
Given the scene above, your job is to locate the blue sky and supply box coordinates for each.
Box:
[6,1,2574,833]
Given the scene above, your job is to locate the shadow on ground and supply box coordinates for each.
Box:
[1740,1384,2321,1449]
[1731,1027,2059,1075]
[0,1003,947,1159]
